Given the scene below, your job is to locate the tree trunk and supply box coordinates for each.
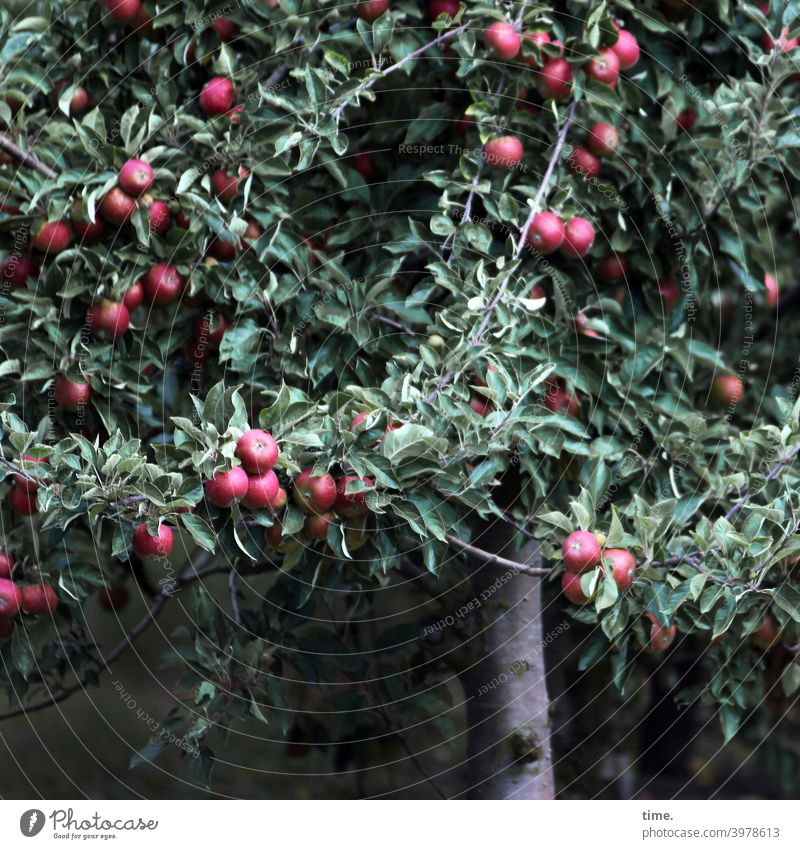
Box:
[458,525,556,799]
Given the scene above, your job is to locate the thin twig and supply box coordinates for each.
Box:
[445,533,549,576]
[229,569,241,624]
[331,22,469,121]
[0,133,57,179]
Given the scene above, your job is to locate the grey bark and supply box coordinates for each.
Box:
[458,526,556,799]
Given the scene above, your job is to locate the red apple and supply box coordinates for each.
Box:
[587,122,619,157]
[334,476,373,519]
[71,201,105,243]
[526,211,565,254]
[562,571,590,604]
[597,253,628,283]
[213,17,240,42]
[242,470,281,510]
[643,612,677,653]
[132,523,174,559]
[562,530,602,573]
[272,486,288,512]
[357,0,389,21]
[764,272,778,307]
[587,48,620,87]
[236,429,279,473]
[568,146,600,178]
[304,511,335,541]
[484,21,521,60]
[427,0,459,21]
[0,552,13,579]
[709,375,744,408]
[88,299,130,340]
[676,108,696,132]
[353,153,376,181]
[211,169,241,203]
[193,313,230,348]
[122,279,145,311]
[200,77,236,117]
[99,187,136,226]
[21,583,59,615]
[522,30,550,68]
[69,87,89,117]
[144,262,183,305]
[205,467,249,507]
[536,58,573,100]
[545,382,579,416]
[32,220,72,254]
[612,28,640,70]
[119,158,154,196]
[470,396,492,416]
[351,411,370,429]
[207,236,237,261]
[1,255,38,288]
[752,616,779,649]
[0,578,23,617]
[100,0,141,23]
[560,216,595,258]
[293,470,337,513]
[8,485,37,515]
[147,199,170,233]
[483,136,523,170]
[763,27,799,53]
[605,548,636,591]
[54,375,92,411]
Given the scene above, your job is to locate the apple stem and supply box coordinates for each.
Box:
[0,133,57,179]
[445,533,549,576]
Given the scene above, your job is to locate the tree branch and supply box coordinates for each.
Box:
[331,22,469,121]
[0,133,57,179]
[445,533,549,576]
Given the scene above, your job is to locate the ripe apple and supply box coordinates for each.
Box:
[200,77,236,116]
[587,122,619,157]
[357,0,390,21]
[69,87,89,117]
[99,584,129,611]
[763,27,799,53]
[1,254,38,288]
[483,136,523,170]
[0,552,13,579]
[119,158,154,196]
[612,28,640,69]
[242,219,262,250]
[71,200,105,243]
[227,105,244,123]
[193,313,230,348]
[211,169,241,203]
[147,199,170,233]
[643,612,677,653]
[587,48,620,87]
[293,470,337,513]
[676,108,696,132]
[568,145,600,178]
[272,486,288,512]
[764,272,778,307]
[144,262,183,305]
[522,30,550,68]
[99,187,136,226]
[597,253,628,283]
[752,615,779,649]
[132,522,174,559]
[100,0,141,23]
[654,277,680,309]
[213,17,240,42]
[526,211,565,254]
[470,396,492,416]
[242,470,281,510]
[537,58,573,100]
[54,375,92,411]
[562,530,602,573]
[560,216,595,258]
[353,153,376,181]
[0,578,23,616]
[266,518,299,552]
[88,299,130,340]
[236,429,279,473]
[604,548,636,591]
[207,236,237,261]
[304,511,335,541]
[123,279,145,311]
[428,0,459,21]
[334,476,373,519]
[21,583,59,615]
[8,486,39,516]
[561,571,591,604]
[545,381,579,416]
[205,467,249,507]
[484,21,521,60]
[32,220,72,254]
[351,411,370,429]
[709,374,744,408]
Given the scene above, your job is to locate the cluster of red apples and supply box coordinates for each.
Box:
[561,529,676,653]
[130,428,375,562]
[0,550,60,641]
